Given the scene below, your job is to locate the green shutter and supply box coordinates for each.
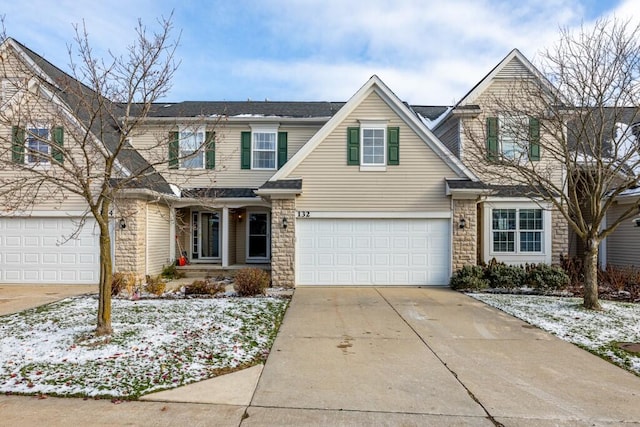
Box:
[11,126,25,164]
[277,131,288,169]
[168,131,179,169]
[52,126,64,164]
[347,127,359,165]
[241,131,251,169]
[528,117,540,161]
[486,117,499,161]
[205,131,215,169]
[387,126,399,165]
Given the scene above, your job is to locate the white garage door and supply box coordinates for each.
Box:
[296,218,450,286]
[0,217,100,284]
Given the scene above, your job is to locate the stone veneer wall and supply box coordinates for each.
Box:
[114,198,147,280]
[551,207,569,265]
[452,199,478,271]
[270,198,296,288]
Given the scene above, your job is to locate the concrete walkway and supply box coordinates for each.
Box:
[1,286,639,426]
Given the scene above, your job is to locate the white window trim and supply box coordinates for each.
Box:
[25,123,52,166]
[250,124,279,170]
[179,126,206,170]
[499,114,529,161]
[482,201,552,264]
[359,121,387,170]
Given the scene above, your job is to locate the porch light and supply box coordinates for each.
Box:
[633,217,640,227]
[119,218,127,229]
[238,213,243,222]
[459,218,466,229]
[282,217,288,229]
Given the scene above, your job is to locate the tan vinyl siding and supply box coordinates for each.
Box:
[146,202,171,274]
[460,79,564,188]
[130,123,322,188]
[606,203,640,267]
[291,91,458,212]
[434,116,460,158]
[228,212,237,265]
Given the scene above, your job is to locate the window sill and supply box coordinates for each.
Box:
[359,165,386,172]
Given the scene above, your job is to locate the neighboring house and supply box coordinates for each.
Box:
[432,49,569,268]
[0,38,571,287]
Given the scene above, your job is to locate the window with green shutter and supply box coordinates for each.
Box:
[387,127,399,165]
[168,131,179,169]
[486,117,499,161]
[347,127,360,165]
[241,131,251,169]
[51,126,64,164]
[277,131,288,169]
[528,117,540,161]
[11,125,25,164]
[205,131,215,169]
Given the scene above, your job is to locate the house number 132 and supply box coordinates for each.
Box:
[297,211,310,218]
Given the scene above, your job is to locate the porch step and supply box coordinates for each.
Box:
[176,264,271,279]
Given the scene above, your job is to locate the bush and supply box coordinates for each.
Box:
[144,275,167,296]
[161,264,185,280]
[449,265,489,290]
[524,264,569,291]
[560,254,584,287]
[485,259,526,289]
[112,272,138,296]
[234,268,270,296]
[184,279,226,296]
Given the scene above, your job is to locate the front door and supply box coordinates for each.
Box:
[247,212,270,262]
[200,212,220,259]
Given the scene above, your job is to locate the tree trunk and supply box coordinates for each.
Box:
[96,210,113,336]
[582,239,602,310]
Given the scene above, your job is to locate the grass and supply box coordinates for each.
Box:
[469,293,640,376]
[0,295,289,399]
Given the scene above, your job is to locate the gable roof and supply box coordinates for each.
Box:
[267,75,478,183]
[3,38,174,195]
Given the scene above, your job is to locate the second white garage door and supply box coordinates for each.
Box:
[0,217,100,284]
[296,218,450,286]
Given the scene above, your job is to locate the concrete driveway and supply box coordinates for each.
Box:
[1,286,639,426]
[247,287,640,426]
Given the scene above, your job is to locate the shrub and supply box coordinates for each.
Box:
[449,265,489,290]
[144,275,167,296]
[234,268,270,296]
[524,264,569,291]
[484,259,526,289]
[161,264,185,280]
[112,272,138,296]
[184,279,226,296]
[560,254,584,287]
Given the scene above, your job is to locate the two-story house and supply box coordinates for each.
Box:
[0,38,569,287]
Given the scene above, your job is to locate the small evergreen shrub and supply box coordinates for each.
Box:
[525,264,569,291]
[485,260,526,289]
[144,275,167,296]
[185,279,226,296]
[234,268,270,296]
[449,265,489,290]
[161,264,185,280]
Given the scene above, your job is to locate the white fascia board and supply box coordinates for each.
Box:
[5,39,57,88]
[294,211,452,219]
[172,197,269,209]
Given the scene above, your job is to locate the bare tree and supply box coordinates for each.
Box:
[0,15,220,334]
[464,18,640,310]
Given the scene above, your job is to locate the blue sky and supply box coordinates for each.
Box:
[0,0,632,104]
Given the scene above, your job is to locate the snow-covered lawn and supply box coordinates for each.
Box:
[0,295,288,398]
[470,293,640,376]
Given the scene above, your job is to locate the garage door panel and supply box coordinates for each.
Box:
[0,218,99,284]
[297,218,449,286]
